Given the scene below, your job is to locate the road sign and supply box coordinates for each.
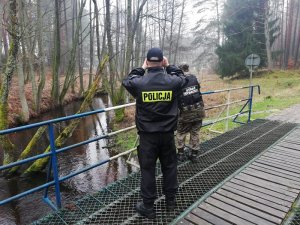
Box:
[245,54,260,69]
[245,54,260,85]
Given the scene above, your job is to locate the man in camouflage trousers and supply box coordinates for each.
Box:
[176,64,205,163]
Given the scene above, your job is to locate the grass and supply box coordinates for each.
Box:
[114,129,138,152]
[201,70,300,133]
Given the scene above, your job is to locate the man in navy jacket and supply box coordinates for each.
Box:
[122,48,186,219]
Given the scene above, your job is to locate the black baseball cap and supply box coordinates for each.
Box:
[147,48,163,62]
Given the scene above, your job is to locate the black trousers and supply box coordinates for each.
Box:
[138,132,178,206]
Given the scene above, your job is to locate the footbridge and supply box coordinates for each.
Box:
[1,85,300,225]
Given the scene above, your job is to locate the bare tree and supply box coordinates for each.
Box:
[0,0,20,165]
[51,0,61,105]
[105,0,116,96]
[124,0,147,75]
[174,0,185,64]
[89,0,95,88]
[265,0,274,70]
[36,0,46,113]
[59,0,87,103]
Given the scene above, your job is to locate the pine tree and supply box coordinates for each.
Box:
[216,0,267,77]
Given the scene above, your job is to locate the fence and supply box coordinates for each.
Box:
[0,85,260,211]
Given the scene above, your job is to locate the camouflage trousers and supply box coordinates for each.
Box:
[176,119,203,151]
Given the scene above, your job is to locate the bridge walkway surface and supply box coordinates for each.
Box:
[177,104,300,225]
[32,118,298,225]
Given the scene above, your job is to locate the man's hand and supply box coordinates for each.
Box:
[142,58,147,70]
[162,57,169,67]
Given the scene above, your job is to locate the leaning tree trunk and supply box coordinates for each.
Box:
[23,56,109,175]
[9,126,46,174]
[0,0,19,166]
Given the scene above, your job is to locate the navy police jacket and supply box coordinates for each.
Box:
[122,66,186,133]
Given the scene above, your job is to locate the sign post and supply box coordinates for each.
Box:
[245,54,260,85]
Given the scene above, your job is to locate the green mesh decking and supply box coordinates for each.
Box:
[288,209,300,225]
[32,119,297,225]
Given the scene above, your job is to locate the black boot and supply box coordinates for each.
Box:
[166,198,176,211]
[135,202,156,219]
[177,148,185,162]
[189,150,199,163]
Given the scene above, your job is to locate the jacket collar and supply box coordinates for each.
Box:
[147,66,164,73]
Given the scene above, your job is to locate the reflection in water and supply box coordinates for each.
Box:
[0,96,138,225]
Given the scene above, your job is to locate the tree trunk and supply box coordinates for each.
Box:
[105,0,115,96]
[264,0,273,70]
[124,0,133,76]
[61,0,69,74]
[51,0,61,105]
[168,0,175,60]
[23,56,109,175]
[16,53,29,123]
[216,0,221,45]
[280,0,285,69]
[36,0,45,113]
[92,0,101,62]
[115,0,120,74]
[294,2,300,67]
[291,0,299,59]
[134,1,143,68]
[158,0,161,47]
[284,0,294,68]
[0,0,19,166]
[141,1,148,62]
[59,0,87,103]
[0,25,2,69]
[78,0,84,94]
[89,0,94,88]
[1,28,8,58]
[124,0,147,75]
[174,0,185,64]
[9,127,46,175]
[161,1,167,52]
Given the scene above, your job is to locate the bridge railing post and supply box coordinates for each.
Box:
[248,86,254,123]
[48,123,62,210]
[225,89,231,132]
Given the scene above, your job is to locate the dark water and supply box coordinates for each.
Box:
[0,95,138,225]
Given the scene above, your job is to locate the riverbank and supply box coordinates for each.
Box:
[7,71,100,127]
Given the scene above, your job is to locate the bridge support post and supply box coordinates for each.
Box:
[47,123,62,210]
[248,86,254,123]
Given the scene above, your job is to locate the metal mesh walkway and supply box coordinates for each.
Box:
[32,119,296,225]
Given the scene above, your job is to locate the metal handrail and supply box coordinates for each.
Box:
[0,85,260,210]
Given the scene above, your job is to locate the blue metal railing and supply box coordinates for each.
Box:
[0,85,260,211]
